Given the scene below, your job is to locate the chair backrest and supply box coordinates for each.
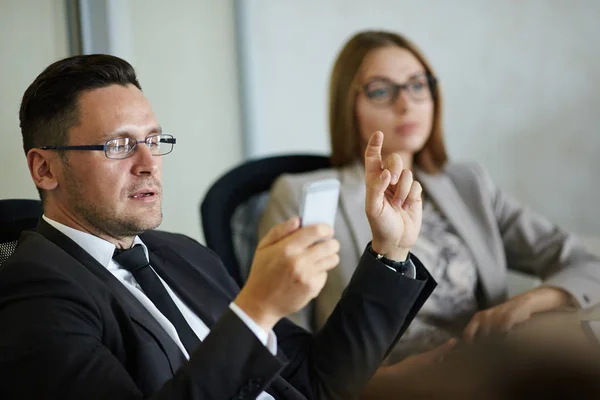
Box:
[200,154,330,286]
[0,199,43,267]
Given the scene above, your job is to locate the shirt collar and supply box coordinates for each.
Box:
[42,215,149,269]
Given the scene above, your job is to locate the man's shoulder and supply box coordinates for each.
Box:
[141,229,239,293]
[140,229,205,251]
[3,229,67,270]
[140,230,223,266]
[140,229,193,245]
[0,231,95,302]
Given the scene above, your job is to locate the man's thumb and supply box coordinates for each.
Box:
[258,217,301,248]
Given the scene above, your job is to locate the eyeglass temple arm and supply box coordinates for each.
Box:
[40,137,176,150]
[40,145,105,150]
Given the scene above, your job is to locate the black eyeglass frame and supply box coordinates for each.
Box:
[361,73,438,106]
[40,134,177,159]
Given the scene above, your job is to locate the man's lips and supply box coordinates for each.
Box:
[128,188,160,199]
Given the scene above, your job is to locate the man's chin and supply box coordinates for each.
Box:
[121,212,162,235]
[141,213,163,232]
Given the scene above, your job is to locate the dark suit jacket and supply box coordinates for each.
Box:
[0,220,435,399]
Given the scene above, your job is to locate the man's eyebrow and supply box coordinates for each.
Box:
[99,125,163,141]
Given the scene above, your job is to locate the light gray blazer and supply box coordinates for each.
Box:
[258,161,600,332]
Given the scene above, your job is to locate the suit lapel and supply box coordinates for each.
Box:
[338,161,372,259]
[36,221,303,397]
[148,246,302,398]
[415,169,498,303]
[36,220,187,374]
[148,249,231,328]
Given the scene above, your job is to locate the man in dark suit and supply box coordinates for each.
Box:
[0,54,435,399]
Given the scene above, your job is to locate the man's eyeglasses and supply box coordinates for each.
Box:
[40,134,177,160]
[361,74,437,107]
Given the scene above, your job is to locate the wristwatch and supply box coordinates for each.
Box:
[367,243,416,279]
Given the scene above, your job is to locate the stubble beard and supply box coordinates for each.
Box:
[72,196,163,240]
[63,163,163,241]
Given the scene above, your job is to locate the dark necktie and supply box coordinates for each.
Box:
[113,244,201,355]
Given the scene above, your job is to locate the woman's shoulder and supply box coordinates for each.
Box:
[268,166,341,204]
[440,161,495,190]
[276,167,340,187]
[442,161,486,177]
[272,166,343,194]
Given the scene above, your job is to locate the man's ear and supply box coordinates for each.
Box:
[27,149,59,192]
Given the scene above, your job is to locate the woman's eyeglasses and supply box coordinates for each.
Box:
[361,74,437,107]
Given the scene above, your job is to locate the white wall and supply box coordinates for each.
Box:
[127,0,243,241]
[237,0,600,236]
[0,0,70,200]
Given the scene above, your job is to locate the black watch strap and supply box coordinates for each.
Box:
[367,243,416,279]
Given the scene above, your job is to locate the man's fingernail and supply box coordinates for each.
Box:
[391,173,399,184]
[380,171,387,180]
[402,202,411,210]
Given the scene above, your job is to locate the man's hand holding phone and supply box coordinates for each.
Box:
[235,220,340,332]
[235,179,341,331]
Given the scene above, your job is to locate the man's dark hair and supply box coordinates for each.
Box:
[19,54,142,200]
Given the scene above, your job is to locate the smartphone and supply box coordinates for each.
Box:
[299,178,341,228]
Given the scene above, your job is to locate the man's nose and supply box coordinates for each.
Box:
[131,142,159,175]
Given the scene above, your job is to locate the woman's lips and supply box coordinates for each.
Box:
[394,122,418,136]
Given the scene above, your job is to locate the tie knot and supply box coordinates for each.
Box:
[113,244,149,273]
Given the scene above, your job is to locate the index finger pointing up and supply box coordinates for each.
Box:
[364,131,384,175]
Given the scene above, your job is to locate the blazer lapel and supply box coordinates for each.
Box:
[338,161,372,259]
[415,168,498,304]
[149,246,301,399]
[36,222,302,397]
[148,249,231,328]
[36,220,187,374]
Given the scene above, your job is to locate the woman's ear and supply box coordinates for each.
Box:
[27,149,59,192]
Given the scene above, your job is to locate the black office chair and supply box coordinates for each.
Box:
[200,154,330,287]
[0,199,43,267]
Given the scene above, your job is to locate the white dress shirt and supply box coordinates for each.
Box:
[43,216,276,399]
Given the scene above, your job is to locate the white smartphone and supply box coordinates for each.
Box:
[299,178,341,228]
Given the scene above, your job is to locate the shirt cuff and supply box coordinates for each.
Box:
[229,303,278,355]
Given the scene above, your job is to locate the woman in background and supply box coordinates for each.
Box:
[259,30,600,364]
